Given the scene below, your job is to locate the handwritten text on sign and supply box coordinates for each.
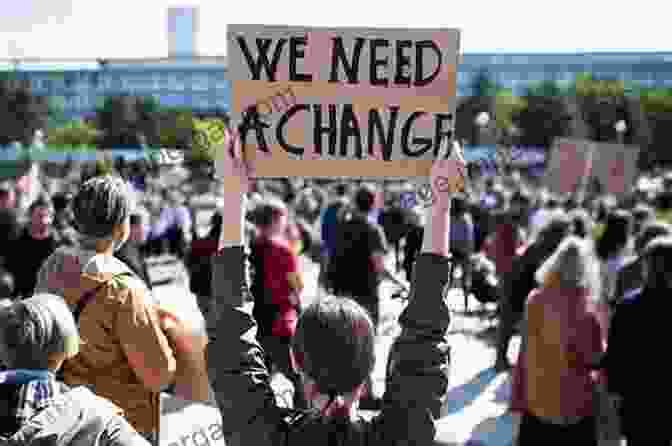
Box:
[227,25,460,178]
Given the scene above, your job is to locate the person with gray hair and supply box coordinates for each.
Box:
[0,293,150,445]
[34,175,203,445]
[510,236,607,446]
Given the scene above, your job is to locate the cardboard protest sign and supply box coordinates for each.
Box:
[160,393,224,446]
[589,142,640,196]
[544,138,594,194]
[226,24,460,178]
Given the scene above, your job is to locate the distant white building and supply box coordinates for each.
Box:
[1,7,671,119]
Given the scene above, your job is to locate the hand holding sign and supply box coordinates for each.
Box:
[430,140,467,211]
[215,128,254,191]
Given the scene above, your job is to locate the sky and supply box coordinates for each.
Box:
[0,0,670,60]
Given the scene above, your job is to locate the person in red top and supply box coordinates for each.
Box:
[482,191,530,279]
[249,197,306,409]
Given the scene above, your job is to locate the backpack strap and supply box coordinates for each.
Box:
[58,272,135,382]
[72,272,134,323]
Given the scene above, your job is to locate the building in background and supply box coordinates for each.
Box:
[168,7,198,58]
[1,6,670,119]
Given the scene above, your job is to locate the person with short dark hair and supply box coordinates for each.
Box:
[569,208,594,239]
[7,196,59,299]
[630,204,654,236]
[249,196,306,409]
[319,183,351,290]
[603,236,672,446]
[595,210,633,308]
[612,221,672,305]
[327,184,392,404]
[33,175,191,444]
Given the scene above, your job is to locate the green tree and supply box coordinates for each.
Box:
[526,80,566,98]
[45,119,101,149]
[470,68,498,97]
[639,88,672,166]
[159,108,195,149]
[95,95,161,149]
[0,76,50,147]
[573,73,628,142]
[454,69,498,145]
[494,88,527,132]
[190,117,227,162]
[512,82,572,148]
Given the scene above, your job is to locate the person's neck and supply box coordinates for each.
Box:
[29,225,50,240]
[80,237,116,255]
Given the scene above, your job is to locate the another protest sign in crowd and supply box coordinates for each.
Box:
[0,131,671,446]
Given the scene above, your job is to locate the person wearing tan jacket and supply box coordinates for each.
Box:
[34,175,205,445]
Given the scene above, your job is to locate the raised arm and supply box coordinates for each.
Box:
[207,131,280,441]
[379,143,466,445]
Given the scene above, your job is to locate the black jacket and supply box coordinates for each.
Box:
[208,247,452,446]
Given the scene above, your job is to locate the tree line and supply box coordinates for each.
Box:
[1,69,671,168]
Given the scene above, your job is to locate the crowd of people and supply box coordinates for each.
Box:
[1,135,672,445]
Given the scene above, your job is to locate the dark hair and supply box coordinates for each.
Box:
[29,195,53,215]
[631,205,654,235]
[51,193,73,213]
[643,236,672,290]
[535,213,572,254]
[636,221,672,254]
[208,212,223,239]
[334,183,350,197]
[254,197,287,228]
[129,214,143,225]
[72,175,131,239]
[569,209,593,239]
[656,191,672,211]
[511,190,532,208]
[595,200,610,222]
[291,297,375,396]
[354,184,377,214]
[451,194,468,216]
[595,210,632,260]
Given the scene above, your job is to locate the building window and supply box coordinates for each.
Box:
[191,74,209,91]
[196,95,211,109]
[64,74,76,88]
[215,77,228,90]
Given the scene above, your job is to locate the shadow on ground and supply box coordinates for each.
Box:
[466,413,517,446]
[442,367,499,417]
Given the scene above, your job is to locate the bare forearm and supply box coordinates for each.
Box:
[421,205,451,258]
[219,197,246,248]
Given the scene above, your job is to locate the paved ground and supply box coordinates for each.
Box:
[153,254,521,446]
